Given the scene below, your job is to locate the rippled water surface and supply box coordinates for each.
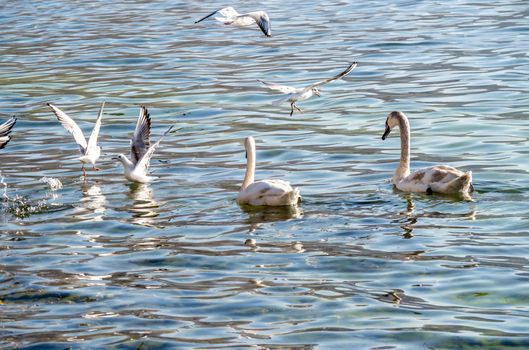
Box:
[2,0,529,348]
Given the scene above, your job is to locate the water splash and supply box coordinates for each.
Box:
[40,176,63,191]
[1,170,8,201]
[1,176,63,219]
[4,194,49,219]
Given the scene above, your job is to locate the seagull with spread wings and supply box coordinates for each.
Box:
[0,116,17,150]
[114,106,173,183]
[195,6,271,37]
[258,62,358,116]
[47,102,104,177]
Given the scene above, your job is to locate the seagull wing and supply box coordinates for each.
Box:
[86,101,104,155]
[247,11,271,37]
[258,79,299,94]
[0,116,16,137]
[47,103,87,153]
[135,125,173,172]
[0,116,16,149]
[130,106,151,166]
[306,62,358,90]
[195,7,239,23]
[218,7,240,17]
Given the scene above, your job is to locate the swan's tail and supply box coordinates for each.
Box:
[446,171,472,194]
[287,187,302,205]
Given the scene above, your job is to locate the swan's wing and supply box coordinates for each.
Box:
[0,116,16,137]
[47,103,87,153]
[0,116,16,149]
[135,125,173,172]
[195,7,239,23]
[403,166,463,187]
[130,106,151,166]
[239,180,291,199]
[258,79,299,94]
[306,62,358,89]
[86,101,104,155]
[247,11,271,37]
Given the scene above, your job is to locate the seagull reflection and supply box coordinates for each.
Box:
[127,182,160,227]
[397,193,477,238]
[77,182,107,221]
[239,204,303,232]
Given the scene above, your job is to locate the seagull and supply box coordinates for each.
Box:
[47,102,104,177]
[114,106,173,184]
[0,116,17,149]
[258,62,358,116]
[195,7,271,37]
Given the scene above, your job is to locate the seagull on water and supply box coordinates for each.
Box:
[258,62,358,116]
[195,7,271,37]
[47,102,104,177]
[0,116,17,149]
[114,106,173,184]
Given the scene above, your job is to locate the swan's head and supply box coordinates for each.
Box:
[244,136,255,150]
[382,111,406,140]
[244,136,256,159]
[312,87,321,97]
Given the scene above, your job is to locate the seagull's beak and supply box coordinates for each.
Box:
[314,89,321,97]
[382,123,391,140]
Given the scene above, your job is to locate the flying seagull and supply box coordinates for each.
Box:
[195,7,271,37]
[258,62,358,116]
[114,106,173,183]
[47,102,104,177]
[0,116,17,149]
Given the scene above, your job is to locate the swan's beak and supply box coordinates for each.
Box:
[382,124,391,140]
[111,156,119,161]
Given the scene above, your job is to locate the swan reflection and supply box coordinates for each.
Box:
[397,193,477,238]
[240,204,303,232]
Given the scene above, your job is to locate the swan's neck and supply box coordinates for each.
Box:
[394,116,411,183]
[241,145,255,191]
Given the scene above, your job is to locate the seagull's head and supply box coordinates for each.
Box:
[113,154,127,164]
[312,87,321,97]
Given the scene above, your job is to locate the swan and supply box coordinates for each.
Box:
[381,111,473,197]
[195,7,271,37]
[114,106,173,184]
[258,62,357,116]
[0,116,17,149]
[237,136,301,206]
[48,102,104,177]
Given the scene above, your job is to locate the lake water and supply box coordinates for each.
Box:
[2,0,529,348]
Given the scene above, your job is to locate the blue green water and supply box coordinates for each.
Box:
[2,0,529,348]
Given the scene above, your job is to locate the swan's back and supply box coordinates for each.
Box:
[237,179,300,206]
[397,165,472,194]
